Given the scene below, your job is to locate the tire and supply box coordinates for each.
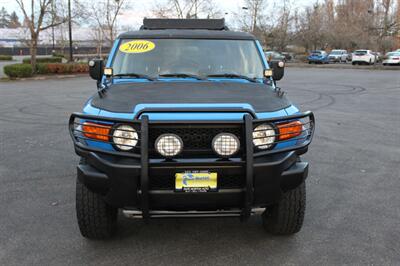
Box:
[76,163,118,239]
[262,182,306,235]
[352,62,356,65]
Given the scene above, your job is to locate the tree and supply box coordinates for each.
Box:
[8,11,21,28]
[152,0,220,19]
[0,7,11,28]
[294,3,328,51]
[91,0,126,49]
[264,0,293,51]
[236,0,268,35]
[15,0,67,72]
[375,0,398,52]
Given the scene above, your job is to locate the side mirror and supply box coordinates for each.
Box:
[88,59,104,81]
[268,61,285,81]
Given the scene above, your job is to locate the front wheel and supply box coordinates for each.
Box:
[76,176,118,239]
[262,182,306,235]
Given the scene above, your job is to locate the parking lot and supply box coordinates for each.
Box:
[0,68,399,265]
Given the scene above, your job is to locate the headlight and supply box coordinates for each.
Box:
[155,134,183,157]
[212,133,240,157]
[112,125,138,151]
[253,124,276,149]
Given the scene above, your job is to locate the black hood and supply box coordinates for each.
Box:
[91,81,291,114]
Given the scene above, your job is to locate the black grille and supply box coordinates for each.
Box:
[148,124,243,157]
[149,175,244,190]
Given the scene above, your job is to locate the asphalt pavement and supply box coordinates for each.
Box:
[0,68,399,265]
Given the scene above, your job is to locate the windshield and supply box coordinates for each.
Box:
[112,39,265,79]
[387,52,400,56]
[311,51,322,55]
[354,50,367,55]
[330,50,342,55]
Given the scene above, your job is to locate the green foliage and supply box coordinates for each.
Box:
[35,63,49,74]
[8,11,21,28]
[0,7,10,28]
[4,64,33,78]
[0,55,12,60]
[4,63,88,79]
[51,52,65,58]
[22,57,63,64]
[36,63,89,74]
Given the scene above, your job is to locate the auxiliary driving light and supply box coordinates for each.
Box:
[253,124,276,149]
[212,133,240,157]
[155,134,183,157]
[112,125,138,151]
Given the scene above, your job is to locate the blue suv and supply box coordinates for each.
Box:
[69,19,315,239]
[308,50,329,64]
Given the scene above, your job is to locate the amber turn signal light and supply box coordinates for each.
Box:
[82,122,111,141]
[277,121,303,140]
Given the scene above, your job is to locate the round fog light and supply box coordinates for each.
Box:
[212,133,240,157]
[253,124,275,149]
[112,125,138,151]
[155,134,183,157]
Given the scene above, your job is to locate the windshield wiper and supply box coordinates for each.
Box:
[207,73,258,83]
[113,73,156,81]
[159,73,205,80]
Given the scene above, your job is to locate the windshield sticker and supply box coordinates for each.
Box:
[119,40,155,53]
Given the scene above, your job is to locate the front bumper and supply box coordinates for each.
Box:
[77,148,308,209]
[70,111,314,220]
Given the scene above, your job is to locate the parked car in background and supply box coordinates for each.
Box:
[308,50,329,64]
[281,52,293,61]
[382,51,400,65]
[265,51,286,62]
[328,49,348,63]
[352,50,375,65]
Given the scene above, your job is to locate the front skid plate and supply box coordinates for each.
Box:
[122,208,265,219]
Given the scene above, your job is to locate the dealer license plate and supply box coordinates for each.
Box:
[175,172,217,192]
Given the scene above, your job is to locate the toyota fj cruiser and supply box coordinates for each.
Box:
[69,19,315,239]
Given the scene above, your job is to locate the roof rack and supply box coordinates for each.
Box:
[140,18,229,31]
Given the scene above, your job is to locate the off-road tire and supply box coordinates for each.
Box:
[262,182,306,235]
[76,163,118,239]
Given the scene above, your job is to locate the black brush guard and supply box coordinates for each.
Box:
[69,110,315,221]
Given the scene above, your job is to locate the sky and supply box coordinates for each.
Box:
[0,0,315,29]
[120,0,314,29]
